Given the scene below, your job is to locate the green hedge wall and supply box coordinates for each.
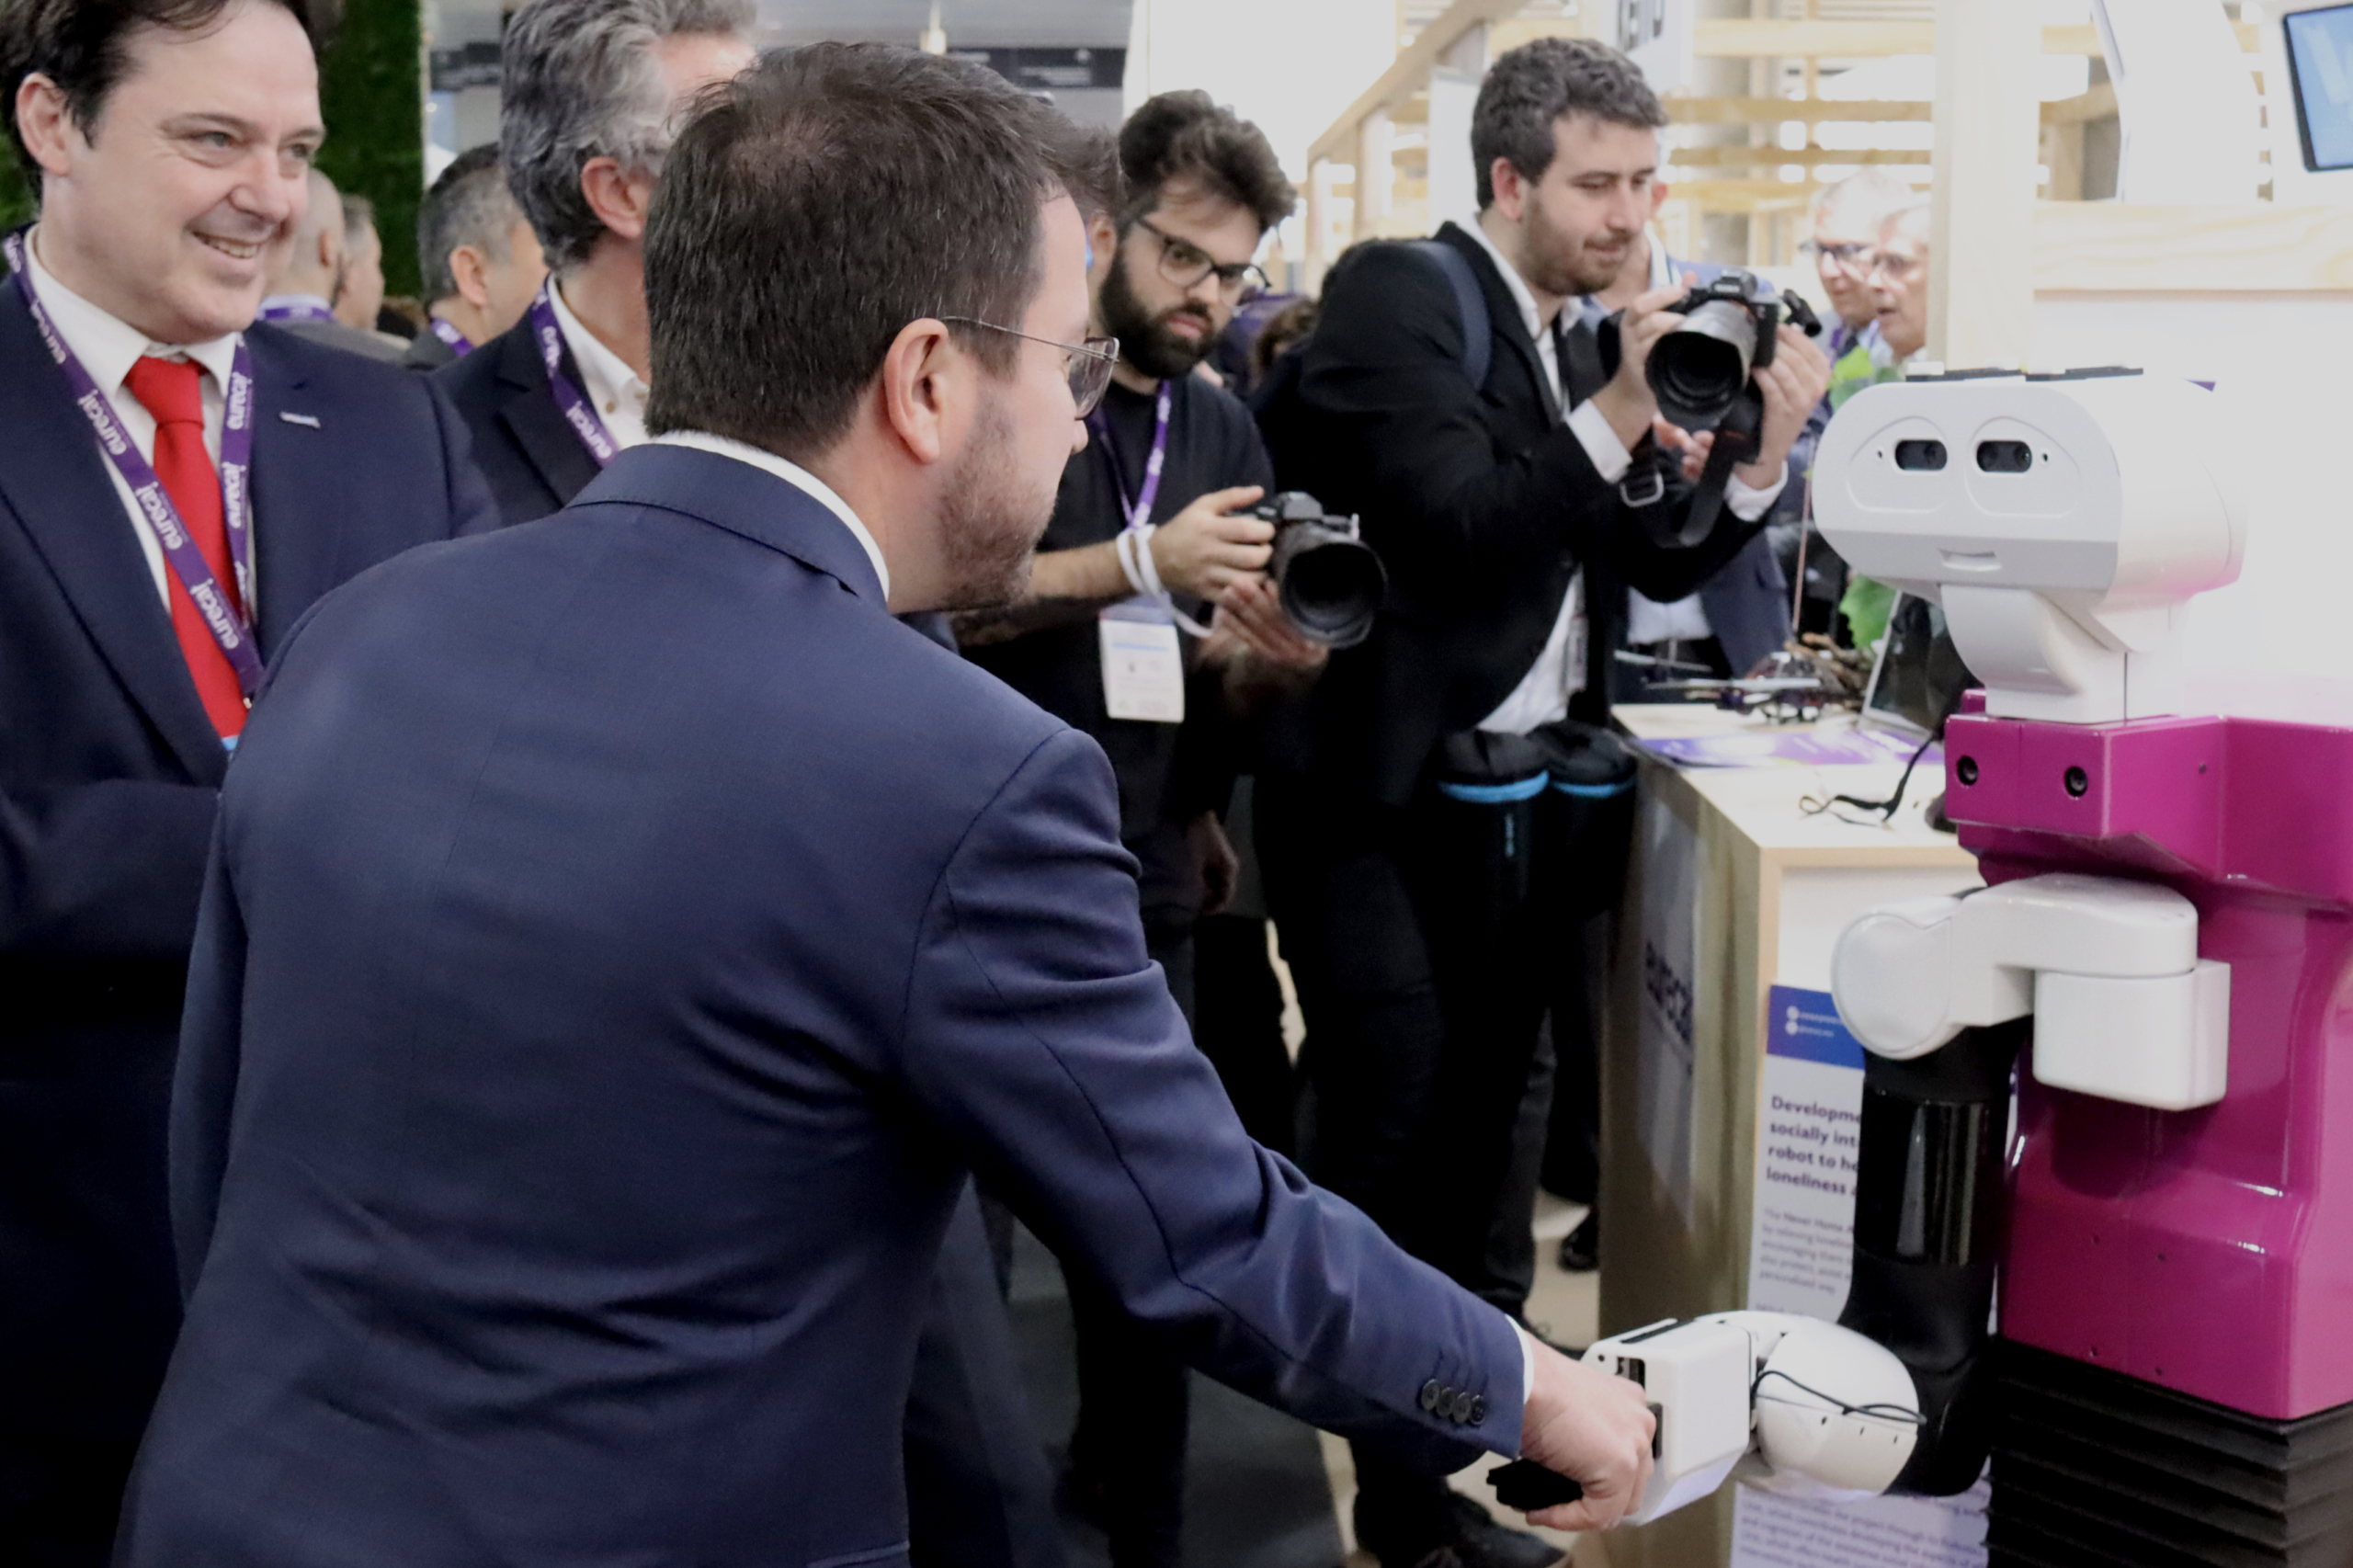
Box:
[317,0,426,299]
[0,2,426,291]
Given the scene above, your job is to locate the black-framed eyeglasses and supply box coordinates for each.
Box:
[939,317,1121,416]
[1133,216,1271,303]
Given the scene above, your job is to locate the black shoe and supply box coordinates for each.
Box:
[1440,1491,1565,1568]
[1556,1211,1597,1274]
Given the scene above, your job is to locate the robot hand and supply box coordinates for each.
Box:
[1490,1312,1922,1525]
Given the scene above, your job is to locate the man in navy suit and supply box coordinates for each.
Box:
[435,0,756,528]
[116,45,1656,1567]
[0,0,495,1560]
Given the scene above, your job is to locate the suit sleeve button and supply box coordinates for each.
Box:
[1420,1379,1443,1412]
[1470,1395,1487,1425]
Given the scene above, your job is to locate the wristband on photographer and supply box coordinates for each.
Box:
[1115,527,1154,597]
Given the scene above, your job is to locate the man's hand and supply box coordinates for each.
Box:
[1586,272,1696,451]
[1515,1341,1657,1533]
[1150,486,1272,601]
[1187,811,1241,916]
[1201,577,1328,672]
[1740,323,1831,488]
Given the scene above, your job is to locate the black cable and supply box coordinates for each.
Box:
[1751,1366,1926,1426]
[1802,679,1972,824]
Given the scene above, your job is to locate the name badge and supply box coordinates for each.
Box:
[1099,602,1185,723]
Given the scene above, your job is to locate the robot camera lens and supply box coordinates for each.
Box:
[1976,439,2033,473]
[1894,439,1947,471]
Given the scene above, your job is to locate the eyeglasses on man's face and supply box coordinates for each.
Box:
[1801,238,1875,278]
[1865,248,1923,284]
[938,316,1121,416]
[1133,216,1271,303]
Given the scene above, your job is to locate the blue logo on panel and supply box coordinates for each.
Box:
[1768,984,1865,1070]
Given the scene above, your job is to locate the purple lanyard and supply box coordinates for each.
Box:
[6,233,262,700]
[1086,381,1172,531]
[257,298,335,324]
[428,316,473,357]
[528,282,619,467]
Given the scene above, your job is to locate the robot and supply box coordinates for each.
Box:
[1500,370,2353,1563]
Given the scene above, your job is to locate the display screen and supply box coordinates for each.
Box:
[1864,595,1975,738]
[2287,4,2353,172]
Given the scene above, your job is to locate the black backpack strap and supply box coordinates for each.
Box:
[1409,238,1491,391]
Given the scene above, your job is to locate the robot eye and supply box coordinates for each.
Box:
[1976,440,2033,473]
[1894,439,1947,472]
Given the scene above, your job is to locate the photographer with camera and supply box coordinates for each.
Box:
[952,90,1324,1568]
[1256,38,1828,1568]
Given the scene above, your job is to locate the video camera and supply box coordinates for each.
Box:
[1252,491,1387,649]
[1647,269,1822,433]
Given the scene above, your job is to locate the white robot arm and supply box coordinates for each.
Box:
[1492,1312,1925,1523]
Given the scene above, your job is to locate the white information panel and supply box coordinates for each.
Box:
[1732,983,1988,1567]
[1634,794,1699,1223]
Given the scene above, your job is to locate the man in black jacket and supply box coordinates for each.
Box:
[1259,38,1827,1568]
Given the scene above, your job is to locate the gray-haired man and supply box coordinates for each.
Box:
[434,0,752,526]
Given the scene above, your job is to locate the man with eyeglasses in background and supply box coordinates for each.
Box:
[1836,197,1933,650]
[1769,171,1914,637]
[955,89,1327,1568]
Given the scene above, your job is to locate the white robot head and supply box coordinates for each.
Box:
[1813,372,2247,724]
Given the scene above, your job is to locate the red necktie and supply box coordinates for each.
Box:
[124,355,245,740]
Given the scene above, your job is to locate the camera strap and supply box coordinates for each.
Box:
[1650,388,1763,550]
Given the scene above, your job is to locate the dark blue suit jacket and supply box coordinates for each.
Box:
[430,308,604,528]
[118,445,1524,1566]
[0,289,496,1443]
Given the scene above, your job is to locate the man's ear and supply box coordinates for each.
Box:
[579,155,652,244]
[449,244,492,310]
[16,74,78,180]
[876,317,969,468]
[1487,156,1528,222]
[315,222,341,275]
[1086,211,1117,290]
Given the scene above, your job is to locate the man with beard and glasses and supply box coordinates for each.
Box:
[1256,37,1828,1568]
[113,43,1660,1567]
[954,91,1326,1568]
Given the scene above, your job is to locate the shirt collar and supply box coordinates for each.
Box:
[1645,228,1676,291]
[648,430,891,599]
[25,227,241,395]
[1463,216,1548,348]
[549,277,648,417]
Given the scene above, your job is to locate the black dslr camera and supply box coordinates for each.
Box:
[1646,268,1822,433]
[1251,491,1387,649]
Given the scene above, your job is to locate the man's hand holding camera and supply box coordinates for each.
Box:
[1677,322,1831,490]
[1148,485,1275,602]
[1586,274,1699,452]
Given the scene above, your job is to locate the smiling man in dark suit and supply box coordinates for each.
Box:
[116,44,1658,1568]
[0,0,495,1560]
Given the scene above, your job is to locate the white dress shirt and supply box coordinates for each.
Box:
[650,431,891,599]
[1459,220,1785,732]
[549,279,650,450]
[25,231,249,612]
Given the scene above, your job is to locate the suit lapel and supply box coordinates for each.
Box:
[0,283,226,782]
[244,326,342,652]
[493,324,604,510]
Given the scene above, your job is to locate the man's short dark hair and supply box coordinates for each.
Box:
[1471,37,1664,209]
[417,143,521,301]
[1117,89,1293,234]
[645,43,1097,463]
[0,0,338,182]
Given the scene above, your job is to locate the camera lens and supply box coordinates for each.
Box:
[1975,440,2032,473]
[1895,439,1948,471]
[1271,523,1387,648]
[1646,300,1758,430]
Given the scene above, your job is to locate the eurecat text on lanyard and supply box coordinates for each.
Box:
[529,281,620,467]
[5,231,263,700]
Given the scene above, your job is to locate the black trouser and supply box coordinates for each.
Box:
[1191,915,1296,1157]
[908,1185,1070,1568]
[1065,919,1197,1568]
[1256,768,1595,1544]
